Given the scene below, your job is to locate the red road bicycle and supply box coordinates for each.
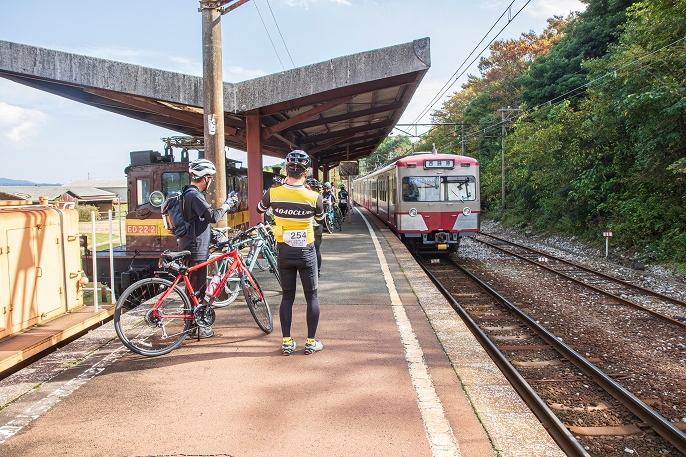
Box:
[114,231,272,357]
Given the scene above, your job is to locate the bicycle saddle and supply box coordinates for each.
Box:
[161,250,191,261]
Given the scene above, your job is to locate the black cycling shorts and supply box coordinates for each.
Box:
[277,242,318,292]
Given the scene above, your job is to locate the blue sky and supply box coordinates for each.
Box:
[0,0,583,184]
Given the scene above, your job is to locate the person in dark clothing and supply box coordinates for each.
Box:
[257,151,325,355]
[178,158,237,338]
[338,184,349,219]
[306,178,324,277]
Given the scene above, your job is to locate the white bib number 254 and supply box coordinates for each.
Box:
[283,230,307,247]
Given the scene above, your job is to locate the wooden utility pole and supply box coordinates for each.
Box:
[497,107,520,214]
[199,0,250,224]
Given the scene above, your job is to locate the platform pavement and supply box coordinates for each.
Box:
[0,207,565,457]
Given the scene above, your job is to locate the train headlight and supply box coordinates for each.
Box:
[149,191,165,207]
[462,207,472,216]
[408,208,418,217]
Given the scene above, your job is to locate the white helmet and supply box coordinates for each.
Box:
[189,158,217,178]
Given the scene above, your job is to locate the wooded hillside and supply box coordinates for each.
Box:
[366,0,686,267]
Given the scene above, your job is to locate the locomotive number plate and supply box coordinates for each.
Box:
[127,224,158,234]
[424,159,454,169]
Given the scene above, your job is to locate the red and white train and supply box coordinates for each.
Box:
[353,150,480,253]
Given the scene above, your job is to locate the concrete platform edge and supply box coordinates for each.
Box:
[368,211,566,457]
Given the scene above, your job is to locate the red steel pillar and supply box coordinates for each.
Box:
[246,110,263,226]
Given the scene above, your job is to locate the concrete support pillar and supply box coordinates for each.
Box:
[201,2,226,223]
[246,110,263,226]
[311,156,319,181]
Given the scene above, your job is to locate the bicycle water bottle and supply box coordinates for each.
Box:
[206,273,222,297]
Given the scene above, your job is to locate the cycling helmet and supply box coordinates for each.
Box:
[323,182,331,189]
[189,158,217,178]
[339,183,346,188]
[272,175,284,185]
[285,150,311,170]
[305,177,319,188]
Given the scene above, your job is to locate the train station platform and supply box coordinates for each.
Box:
[0,207,565,457]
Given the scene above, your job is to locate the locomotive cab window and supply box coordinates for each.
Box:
[402,176,476,202]
[162,171,190,195]
[136,178,151,206]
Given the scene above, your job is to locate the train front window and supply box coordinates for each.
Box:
[402,176,476,202]
[162,172,190,195]
[136,178,150,205]
[444,176,476,202]
[402,177,440,201]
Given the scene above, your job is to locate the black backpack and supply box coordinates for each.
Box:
[161,188,190,237]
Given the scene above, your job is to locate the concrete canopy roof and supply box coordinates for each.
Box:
[0,38,430,167]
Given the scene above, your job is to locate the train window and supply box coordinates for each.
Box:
[444,176,476,202]
[402,177,440,202]
[402,176,476,202]
[136,178,151,205]
[162,172,190,195]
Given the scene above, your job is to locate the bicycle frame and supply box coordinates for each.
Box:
[151,249,250,320]
[214,224,277,278]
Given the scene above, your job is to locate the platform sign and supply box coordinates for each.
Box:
[603,232,612,257]
[339,161,359,179]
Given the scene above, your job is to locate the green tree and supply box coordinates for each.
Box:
[519,0,636,107]
[359,136,413,174]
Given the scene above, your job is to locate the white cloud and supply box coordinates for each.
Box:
[285,0,351,8]
[0,102,49,144]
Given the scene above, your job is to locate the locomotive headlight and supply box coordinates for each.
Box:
[149,191,165,207]
[408,208,418,217]
[462,207,472,216]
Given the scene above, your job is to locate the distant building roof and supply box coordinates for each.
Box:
[63,178,126,188]
[0,186,68,201]
[0,186,118,202]
[66,187,117,199]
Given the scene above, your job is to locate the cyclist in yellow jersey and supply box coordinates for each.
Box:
[257,150,325,355]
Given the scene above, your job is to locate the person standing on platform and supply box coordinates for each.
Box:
[337,183,349,219]
[306,178,324,277]
[257,151,325,356]
[178,158,238,338]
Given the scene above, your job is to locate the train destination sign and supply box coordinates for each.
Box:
[424,159,455,169]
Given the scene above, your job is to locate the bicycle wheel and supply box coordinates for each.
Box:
[114,278,192,357]
[241,272,273,333]
[324,213,334,234]
[263,246,281,286]
[207,254,241,307]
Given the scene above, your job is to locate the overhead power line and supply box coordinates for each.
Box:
[254,0,285,70]
[265,0,295,68]
[457,34,686,143]
[413,0,531,124]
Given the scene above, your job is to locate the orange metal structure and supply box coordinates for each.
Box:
[0,204,83,339]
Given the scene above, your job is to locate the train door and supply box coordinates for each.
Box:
[371,179,378,215]
[384,176,391,224]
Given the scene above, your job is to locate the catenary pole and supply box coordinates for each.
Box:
[199,0,251,226]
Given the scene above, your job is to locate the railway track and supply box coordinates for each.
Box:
[417,254,686,456]
[476,232,686,329]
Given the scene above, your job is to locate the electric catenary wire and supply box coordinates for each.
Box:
[254,0,285,70]
[265,0,295,68]
[413,0,530,124]
[457,34,686,143]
